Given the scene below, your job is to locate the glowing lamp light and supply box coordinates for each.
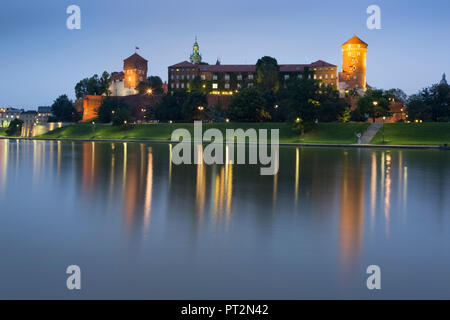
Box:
[373,101,378,106]
[225,118,230,123]
[296,118,301,123]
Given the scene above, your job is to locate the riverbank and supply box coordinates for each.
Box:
[371,123,450,145]
[36,122,370,144]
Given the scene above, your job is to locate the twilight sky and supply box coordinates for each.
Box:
[1,0,449,108]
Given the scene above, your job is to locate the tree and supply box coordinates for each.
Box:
[406,82,450,122]
[181,91,208,121]
[278,78,320,123]
[385,88,407,103]
[352,89,390,122]
[6,119,23,136]
[51,95,80,122]
[316,84,348,122]
[255,56,280,92]
[227,87,270,122]
[136,76,164,94]
[97,97,130,123]
[112,107,133,126]
[74,72,111,99]
[152,91,187,121]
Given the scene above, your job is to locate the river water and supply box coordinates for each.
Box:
[0,139,449,299]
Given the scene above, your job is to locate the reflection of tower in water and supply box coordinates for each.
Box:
[339,151,365,277]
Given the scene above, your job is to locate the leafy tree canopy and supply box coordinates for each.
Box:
[75,71,111,99]
[256,56,280,93]
[136,76,164,95]
[51,95,81,122]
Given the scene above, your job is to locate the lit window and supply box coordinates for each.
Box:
[314,74,317,79]
[181,83,184,88]
[248,74,254,80]
[212,83,218,89]
[298,74,303,79]
[325,74,328,79]
[201,75,206,80]
[225,83,230,89]
[225,74,230,80]
[348,52,352,57]
[213,75,218,80]
[284,75,289,80]
[237,75,242,80]
[186,75,190,80]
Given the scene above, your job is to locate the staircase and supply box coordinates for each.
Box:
[360,122,382,144]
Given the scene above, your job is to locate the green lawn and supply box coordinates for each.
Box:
[0,128,7,136]
[37,122,370,144]
[371,123,450,145]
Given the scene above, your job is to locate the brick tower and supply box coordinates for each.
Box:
[338,35,368,94]
[123,53,148,89]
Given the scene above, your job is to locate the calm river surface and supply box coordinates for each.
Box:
[0,139,449,299]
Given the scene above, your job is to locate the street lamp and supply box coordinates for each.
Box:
[147,89,153,95]
[373,101,378,106]
[382,116,386,143]
[198,106,204,111]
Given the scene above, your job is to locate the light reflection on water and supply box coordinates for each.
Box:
[0,139,449,299]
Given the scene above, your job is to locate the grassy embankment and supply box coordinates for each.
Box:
[371,123,450,145]
[0,128,6,136]
[37,122,370,144]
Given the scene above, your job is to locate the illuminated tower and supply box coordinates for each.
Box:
[339,35,368,92]
[123,53,148,89]
[190,37,202,65]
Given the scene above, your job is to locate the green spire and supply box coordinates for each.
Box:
[190,36,202,64]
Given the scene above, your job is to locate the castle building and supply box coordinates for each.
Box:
[338,35,368,96]
[109,53,148,96]
[190,37,202,64]
[168,39,337,93]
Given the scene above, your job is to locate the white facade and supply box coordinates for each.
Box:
[109,79,138,97]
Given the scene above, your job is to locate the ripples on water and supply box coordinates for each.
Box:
[0,139,449,299]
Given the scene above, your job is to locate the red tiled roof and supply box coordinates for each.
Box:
[170,61,196,68]
[342,35,368,46]
[309,60,336,68]
[199,64,256,72]
[124,53,148,63]
[279,64,308,72]
[169,60,335,72]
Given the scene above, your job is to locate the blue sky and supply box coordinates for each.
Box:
[1,0,449,108]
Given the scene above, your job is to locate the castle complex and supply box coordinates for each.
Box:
[109,53,148,96]
[80,35,370,121]
[167,35,368,97]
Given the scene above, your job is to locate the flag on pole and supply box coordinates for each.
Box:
[136,46,140,50]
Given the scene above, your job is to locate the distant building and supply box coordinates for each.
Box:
[440,73,448,85]
[0,108,23,127]
[190,37,202,65]
[168,39,337,93]
[109,53,148,96]
[338,35,368,96]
